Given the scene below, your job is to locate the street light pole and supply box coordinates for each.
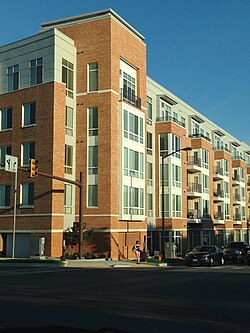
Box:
[161,147,192,259]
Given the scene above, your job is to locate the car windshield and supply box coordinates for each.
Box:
[193,246,213,253]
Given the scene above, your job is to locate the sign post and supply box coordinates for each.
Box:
[5,154,18,258]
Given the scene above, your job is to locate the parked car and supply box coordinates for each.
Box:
[247,249,250,266]
[223,242,249,263]
[185,245,224,266]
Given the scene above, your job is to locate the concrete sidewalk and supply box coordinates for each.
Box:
[64,258,168,269]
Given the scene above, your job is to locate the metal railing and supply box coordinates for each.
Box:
[120,89,141,108]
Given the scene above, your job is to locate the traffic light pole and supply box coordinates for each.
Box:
[19,167,84,258]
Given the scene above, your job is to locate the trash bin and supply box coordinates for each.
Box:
[140,251,147,262]
[164,242,176,259]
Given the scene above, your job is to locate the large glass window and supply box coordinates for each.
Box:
[21,182,34,206]
[172,194,181,217]
[0,146,12,169]
[123,71,135,103]
[88,63,98,92]
[160,193,170,217]
[7,65,19,91]
[172,165,181,188]
[65,144,73,174]
[65,106,73,136]
[0,185,10,207]
[30,57,43,86]
[88,184,98,207]
[62,59,74,98]
[147,132,152,155]
[146,96,152,121]
[124,110,143,143]
[64,184,73,214]
[202,149,209,169]
[160,134,168,154]
[22,142,35,166]
[147,193,153,217]
[0,108,12,130]
[23,103,36,126]
[172,134,181,158]
[88,107,98,136]
[88,146,98,174]
[147,162,153,186]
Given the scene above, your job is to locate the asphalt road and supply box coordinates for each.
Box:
[0,264,250,333]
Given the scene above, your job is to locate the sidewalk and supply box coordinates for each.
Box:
[64,258,168,269]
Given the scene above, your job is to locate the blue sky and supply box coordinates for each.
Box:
[1,0,249,145]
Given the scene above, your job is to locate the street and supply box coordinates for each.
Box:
[0,264,250,333]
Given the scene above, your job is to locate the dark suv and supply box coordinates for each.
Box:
[223,242,249,263]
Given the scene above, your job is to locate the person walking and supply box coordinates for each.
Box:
[132,240,141,264]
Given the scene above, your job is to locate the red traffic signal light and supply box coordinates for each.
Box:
[29,159,38,178]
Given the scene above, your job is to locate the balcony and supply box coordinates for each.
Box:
[187,182,202,198]
[233,194,241,205]
[213,189,224,202]
[214,212,225,225]
[189,133,211,142]
[156,115,185,128]
[120,89,141,109]
[233,214,242,225]
[187,210,202,224]
[232,175,240,186]
[187,156,202,173]
[213,166,223,180]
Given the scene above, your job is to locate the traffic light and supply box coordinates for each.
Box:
[29,159,38,178]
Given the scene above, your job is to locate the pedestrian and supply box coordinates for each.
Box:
[132,240,141,264]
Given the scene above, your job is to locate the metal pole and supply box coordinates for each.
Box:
[12,170,18,258]
[161,154,165,259]
[78,171,84,259]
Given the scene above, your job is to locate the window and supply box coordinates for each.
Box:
[203,200,210,218]
[146,96,152,121]
[172,194,181,217]
[65,106,73,136]
[123,185,129,214]
[22,142,35,166]
[129,149,139,176]
[88,107,98,136]
[224,181,229,198]
[88,146,98,174]
[147,193,153,217]
[123,71,135,103]
[124,149,144,179]
[30,58,43,86]
[172,134,181,158]
[88,63,98,92]
[65,144,73,174]
[160,134,168,154]
[0,108,12,130]
[202,149,209,169]
[225,204,230,220]
[161,193,170,217]
[23,103,36,126]
[161,102,171,120]
[224,160,229,176]
[21,182,34,206]
[62,59,74,98]
[7,65,19,91]
[160,163,169,186]
[64,184,73,214]
[147,132,152,155]
[0,146,11,169]
[147,162,153,186]
[88,184,98,207]
[172,165,181,188]
[0,185,10,207]
[203,175,209,194]
[124,110,143,143]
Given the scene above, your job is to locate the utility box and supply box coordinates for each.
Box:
[164,242,176,259]
[32,237,45,256]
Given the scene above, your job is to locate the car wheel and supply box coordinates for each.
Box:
[220,257,225,265]
[209,258,214,266]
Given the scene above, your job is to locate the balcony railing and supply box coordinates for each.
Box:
[214,166,223,176]
[233,214,241,221]
[214,212,224,220]
[214,189,224,198]
[233,194,241,202]
[189,133,211,142]
[120,89,141,109]
[187,156,202,167]
[213,145,230,152]
[187,182,202,193]
[156,115,185,128]
[187,210,201,219]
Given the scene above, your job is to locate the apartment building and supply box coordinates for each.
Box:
[0,9,249,259]
[147,77,250,255]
